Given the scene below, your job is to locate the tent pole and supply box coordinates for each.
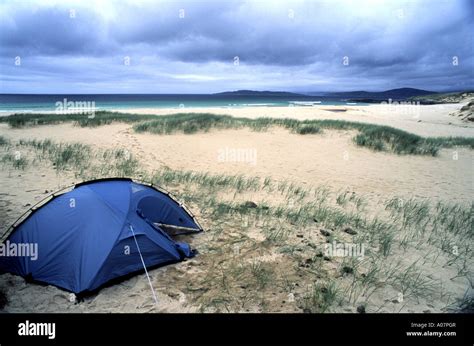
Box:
[130,225,158,306]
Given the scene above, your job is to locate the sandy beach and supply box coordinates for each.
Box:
[0,103,473,313]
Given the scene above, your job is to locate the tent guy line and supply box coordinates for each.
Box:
[130,224,159,305]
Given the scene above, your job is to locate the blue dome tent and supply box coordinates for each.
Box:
[0,178,202,294]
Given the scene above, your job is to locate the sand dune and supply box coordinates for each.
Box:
[114,103,474,137]
[1,117,472,203]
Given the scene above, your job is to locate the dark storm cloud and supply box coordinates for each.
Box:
[0,0,472,93]
[0,5,116,57]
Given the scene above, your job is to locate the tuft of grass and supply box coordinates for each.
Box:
[379,231,395,257]
[1,153,28,170]
[0,136,10,146]
[295,124,321,134]
[263,226,289,244]
[300,282,340,313]
[336,190,350,206]
[249,261,273,289]
[51,143,91,171]
[390,262,437,299]
[354,126,440,156]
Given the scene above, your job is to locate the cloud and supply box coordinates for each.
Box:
[0,0,472,93]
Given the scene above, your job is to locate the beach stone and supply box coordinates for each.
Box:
[342,266,354,274]
[343,226,357,235]
[320,229,332,237]
[243,201,258,208]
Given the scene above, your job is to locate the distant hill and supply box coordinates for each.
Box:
[324,88,436,101]
[213,90,307,97]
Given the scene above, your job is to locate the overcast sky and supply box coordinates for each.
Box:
[0,0,473,94]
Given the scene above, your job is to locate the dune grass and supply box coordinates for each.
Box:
[1,138,140,177]
[0,136,9,146]
[2,111,473,155]
[1,152,28,170]
[134,113,474,156]
[0,111,157,128]
[300,282,340,313]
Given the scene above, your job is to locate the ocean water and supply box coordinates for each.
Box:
[0,94,367,114]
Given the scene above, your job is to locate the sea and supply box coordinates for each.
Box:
[0,94,368,114]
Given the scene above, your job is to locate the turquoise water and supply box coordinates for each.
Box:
[0,94,366,114]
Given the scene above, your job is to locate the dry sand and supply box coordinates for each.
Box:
[0,115,472,203]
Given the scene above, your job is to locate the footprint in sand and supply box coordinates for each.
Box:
[52,293,70,305]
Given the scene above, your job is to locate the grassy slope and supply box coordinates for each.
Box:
[409,91,474,104]
[0,111,157,128]
[133,113,474,156]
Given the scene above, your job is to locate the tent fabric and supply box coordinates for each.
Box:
[0,178,202,294]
